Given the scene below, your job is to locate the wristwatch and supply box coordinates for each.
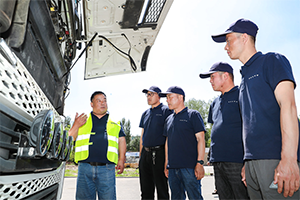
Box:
[197,160,204,165]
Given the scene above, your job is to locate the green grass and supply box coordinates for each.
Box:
[65,168,78,177]
[116,168,139,177]
[205,172,212,176]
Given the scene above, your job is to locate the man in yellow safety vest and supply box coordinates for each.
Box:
[69,91,126,200]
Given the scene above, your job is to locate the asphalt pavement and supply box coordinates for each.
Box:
[61,166,219,200]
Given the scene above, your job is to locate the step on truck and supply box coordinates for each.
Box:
[0,0,173,199]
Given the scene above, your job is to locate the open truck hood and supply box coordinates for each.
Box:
[82,0,173,79]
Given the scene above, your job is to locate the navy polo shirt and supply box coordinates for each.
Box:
[82,112,125,164]
[239,52,300,160]
[164,107,206,169]
[139,103,173,147]
[208,86,244,163]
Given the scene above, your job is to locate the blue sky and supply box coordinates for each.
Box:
[65,0,300,135]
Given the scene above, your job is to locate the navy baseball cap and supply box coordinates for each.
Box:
[199,62,233,79]
[212,18,259,43]
[159,86,185,97]
[142,86,161,94]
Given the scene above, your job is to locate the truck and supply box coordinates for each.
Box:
[0,0,173,199]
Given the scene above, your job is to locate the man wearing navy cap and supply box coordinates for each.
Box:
[139,86,172,200]
[200,62,249,200]
[212,18,300,199]
[160,86,206,200]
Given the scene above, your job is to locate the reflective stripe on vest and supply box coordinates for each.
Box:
[106,118,121,164]
[74,114,121,164]
[75,145,89,153]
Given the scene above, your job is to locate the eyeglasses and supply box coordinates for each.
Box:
[145,93,155,97]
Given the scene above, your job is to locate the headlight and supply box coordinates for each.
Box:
[63,136,74,161]
[50,122,64,159]
[60,130,68,160]
[29,110,54,156]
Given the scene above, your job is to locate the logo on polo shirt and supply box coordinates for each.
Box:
[248,73,259,80]
[180,119,188,122]
[228,100,238,104]
[156,114,162,117]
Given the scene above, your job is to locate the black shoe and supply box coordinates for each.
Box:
[212,190,218,195]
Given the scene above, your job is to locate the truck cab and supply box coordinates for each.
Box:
[0,0,172,199]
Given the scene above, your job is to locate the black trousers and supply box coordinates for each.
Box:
[213,162,249,200]
[139,147,169,200]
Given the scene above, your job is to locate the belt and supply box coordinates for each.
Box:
[88,162,107,166]
[144,145,164,152]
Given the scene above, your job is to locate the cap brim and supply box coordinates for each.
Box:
[199,71,216,79]
[211,34,226,43]
[211,30,233,43]
[142,89,149,93]
[159,92,185,97]
[159,92,171,97]
[143,89,158,93]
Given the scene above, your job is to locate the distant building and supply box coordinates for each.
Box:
[125,152,139,168]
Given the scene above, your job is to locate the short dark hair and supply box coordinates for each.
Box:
[228,72,234,82]
[219,71,234,82]
[249,35,256,44]
[90,91,106,102]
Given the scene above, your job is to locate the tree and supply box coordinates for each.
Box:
[121,118,132,151]
[64,116,73,162]
[129,136,140,152]
[64,116,72,130]
[185,98,213,147]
